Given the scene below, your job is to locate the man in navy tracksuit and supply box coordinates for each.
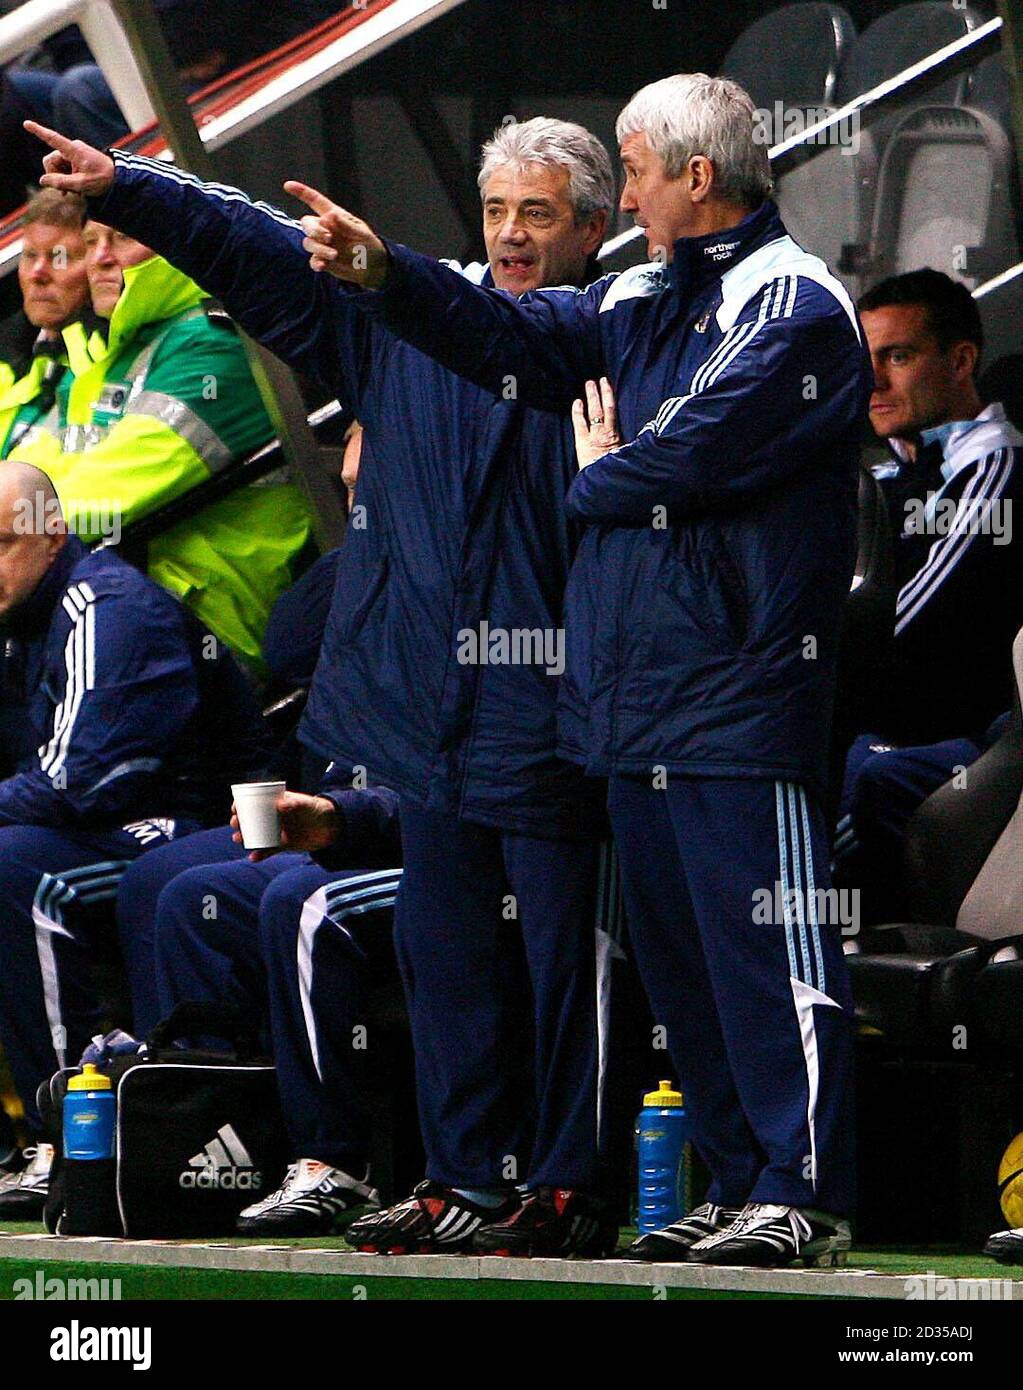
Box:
[30,115,625,1254]
[0,460,265,1215]
[114,775,402,1235]
[265,74,872,1266]
[112,435,403,1235]
[834,270,1022,920]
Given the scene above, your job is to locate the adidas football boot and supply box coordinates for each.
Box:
[237,1159,380,1236]
[0,1143,52,1219]
[626,1202,744,1261]
[473,1185,619,1257]
[686,1202,852,1267]
[346,1180,520,1254]
[984,1228,1023,1264]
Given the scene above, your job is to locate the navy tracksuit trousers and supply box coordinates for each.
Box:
[395,806,608,1192]
[115,825,245,1035]
[833,734,982,922]
[607,776,856,1218]
[137,847,400,1173]
[0,818,198,1131]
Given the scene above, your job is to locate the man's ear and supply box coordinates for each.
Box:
[580,208,609,257]
[45,523,68,564]
[950,338,980,382]
[689,155,715,204]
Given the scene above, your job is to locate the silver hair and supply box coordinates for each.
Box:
[616,73,773,207]
[477,116,616,223]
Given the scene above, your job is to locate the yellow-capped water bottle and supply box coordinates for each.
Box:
[636,1080,692,1235]
[64,1064,115,1160]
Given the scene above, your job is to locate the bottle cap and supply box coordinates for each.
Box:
[644,1079,683,1107]
[67,1063,112,1092]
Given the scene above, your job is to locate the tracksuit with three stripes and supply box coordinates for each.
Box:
[91,153,614,1198]
[116,781,402,1175]
[0,537,266,1130]
[353,199,873,1218]
[834,406,1023,914]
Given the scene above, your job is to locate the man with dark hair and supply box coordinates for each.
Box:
[859,267,984,364]
[833,268,1021,917]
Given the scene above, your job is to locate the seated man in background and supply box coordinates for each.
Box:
[115,423,359,1036]
[111,421,401,1237]
[834,269,1022,918]
[1,191,91,784]
[10,209,313,673]
[0,191,90,463]
[0,462,267,1217]
[124,778,402,1236]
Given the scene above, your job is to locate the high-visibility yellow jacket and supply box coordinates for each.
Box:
[0,345,65,460]
[7,254,314,671]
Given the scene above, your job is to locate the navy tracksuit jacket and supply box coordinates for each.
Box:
[0,538,266,1128]
[343,200,873,1215]
[835,404,1023,919]
[92,155,612,1192]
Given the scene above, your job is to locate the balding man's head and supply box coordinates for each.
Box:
[0,462,67,620]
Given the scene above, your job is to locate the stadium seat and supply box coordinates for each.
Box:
[972,949,1023,1049]
[832,2,1013,295]
[720,4,857,287]
[864,96,1018,289]
[846,628,1023,1045]
[720,2,855,111]
[838,2,991,113]
[848,629,1023,1242]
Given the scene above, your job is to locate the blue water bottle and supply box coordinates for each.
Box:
[636,1080,692,1235]
[63,1063,115,1160]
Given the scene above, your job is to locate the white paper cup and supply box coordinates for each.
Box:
[232,781,285,850]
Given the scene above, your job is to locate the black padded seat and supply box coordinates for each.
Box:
[848,631,1022,1049]
[971,953,1023,1049]
[721,5,860,292]
[836,2,990,111]
[721,2,855,110]
[848,946,988,1049]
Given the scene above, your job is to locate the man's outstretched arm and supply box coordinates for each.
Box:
[25,122,367,400]
[284,180,609,412]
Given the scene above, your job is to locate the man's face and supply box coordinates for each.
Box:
[0,483,64,621]
[861,303,973,441]
[84,222,155,318]
[619,131,696,262]
[18,222,89,332]
[482,161,605,293]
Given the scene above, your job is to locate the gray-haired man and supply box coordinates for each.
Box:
[30,114,626,1256]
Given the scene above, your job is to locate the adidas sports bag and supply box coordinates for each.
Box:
[41,1002,288,1238]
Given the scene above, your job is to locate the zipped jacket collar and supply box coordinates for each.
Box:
[668,198,787,302]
